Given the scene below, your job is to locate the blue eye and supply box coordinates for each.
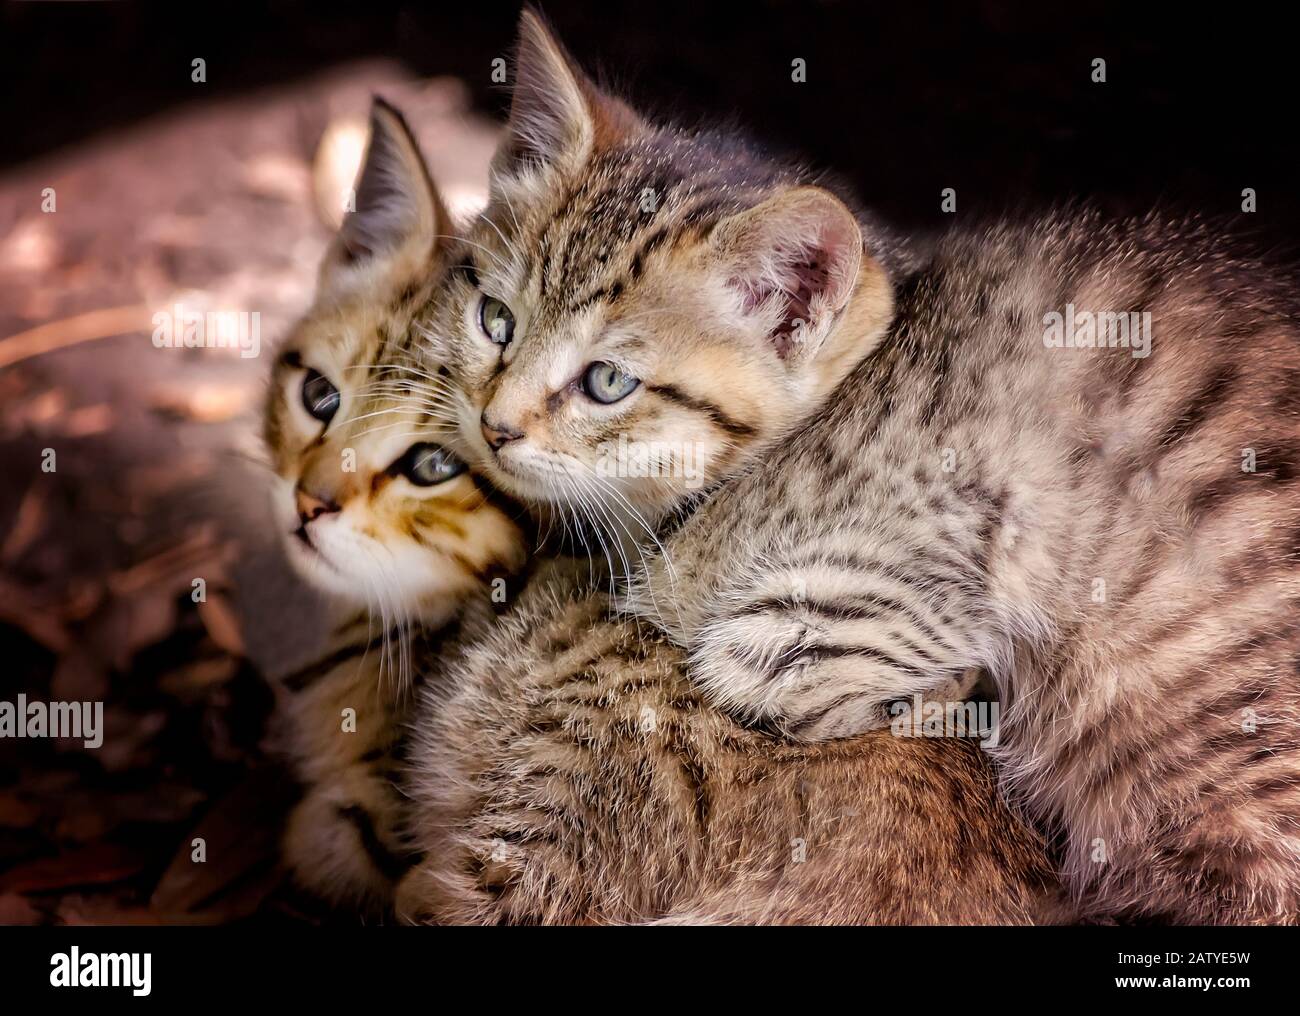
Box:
[478,296,515,345]
[301,368,340,425]
[581,361,640,404]
[397,443,466,486]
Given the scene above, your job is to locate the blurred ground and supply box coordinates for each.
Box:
[0,64,497,925]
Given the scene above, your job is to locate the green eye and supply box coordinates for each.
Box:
[397,442,466,487]
[581,361,640,404]
[477,295,515,346]
[301,368,340,425]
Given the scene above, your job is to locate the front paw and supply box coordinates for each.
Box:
[689,612,958,741]
[283,783,403,914]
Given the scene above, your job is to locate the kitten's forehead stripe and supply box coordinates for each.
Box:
[520,137,779,326]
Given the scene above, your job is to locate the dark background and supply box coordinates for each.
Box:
[3,0,1297,238]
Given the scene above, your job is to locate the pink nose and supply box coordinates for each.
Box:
[295,487,339,522]
[480,414,523,451]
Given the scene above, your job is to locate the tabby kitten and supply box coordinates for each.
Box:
[264,99,526,913]
[423,14,1300,923]
[421,27,902,539]
[395,11,1064,925]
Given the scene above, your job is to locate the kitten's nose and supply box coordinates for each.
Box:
[480,413,524,451]
[295,486,340,522]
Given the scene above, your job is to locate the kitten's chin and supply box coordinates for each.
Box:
[281,523,470,627]
[458,421,595,507]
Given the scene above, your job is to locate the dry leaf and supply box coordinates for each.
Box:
[51,785,208,844]
[93,708,167,773]
[108,525,224,597]
[0,893,43,926]
[122,454,216,502]
[0,792,41,830]
[149,383,251,423]
[158,656,239,699]
[57,894,163,926]
[242,152,310,204]
[0,576,70,653]
[51,648,110,702]
[62,403,114,437]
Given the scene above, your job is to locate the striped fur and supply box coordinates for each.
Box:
[264,100,527,913]
[418,13,906,545]
[276,616,430,912]
[397,562,1067,925]
[419,14,1300,923]
[632,211,1300,923]
[393,11,1065,925]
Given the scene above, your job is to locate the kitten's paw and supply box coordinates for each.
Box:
[282,776,408,914]
[689,610,959,741]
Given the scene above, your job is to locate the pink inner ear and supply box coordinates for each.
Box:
[730,250,831,359]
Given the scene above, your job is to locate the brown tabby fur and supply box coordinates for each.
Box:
[398,565,1067,925]
[411,11,1300,924]
[264,100,526,913]
[388,11,1066,924]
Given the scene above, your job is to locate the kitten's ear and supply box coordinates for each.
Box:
[493,8,639,176]
[710,187,872,364]
[320,98,445,298]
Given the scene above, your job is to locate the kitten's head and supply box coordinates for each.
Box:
[265,99,526,618]
[424,10,895,524]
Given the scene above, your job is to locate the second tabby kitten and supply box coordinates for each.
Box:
[421,13,1300,923]
[264,100,525,914]
[396,10,1063,925]
[636,210,1300,924]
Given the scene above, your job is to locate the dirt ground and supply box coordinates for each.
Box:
[0,64,498,924]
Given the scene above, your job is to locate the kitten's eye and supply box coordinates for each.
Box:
[477,296,515,346]
[396,442,466,487]
[301,369,340,425]
[581,361,640,404]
